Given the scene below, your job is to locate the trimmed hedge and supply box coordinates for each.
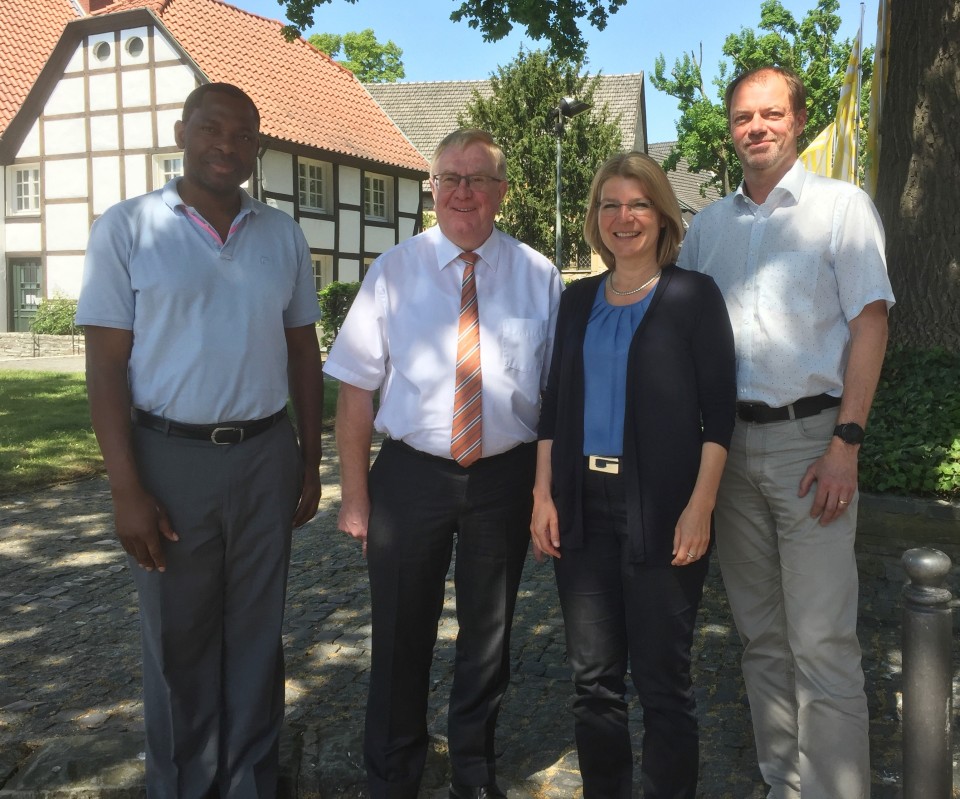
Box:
[317,281,361,349]
[30,298,81,335]
[861,347,960,499]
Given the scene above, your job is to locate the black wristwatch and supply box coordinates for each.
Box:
[834,422,865,445]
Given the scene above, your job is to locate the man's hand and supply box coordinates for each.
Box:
[338,493,370,557]
[111,483,178,571]
[292,467,322,528]
[798,439,859,525]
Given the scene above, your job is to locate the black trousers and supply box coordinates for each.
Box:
[364,438,536,798]
[554,468,708,799]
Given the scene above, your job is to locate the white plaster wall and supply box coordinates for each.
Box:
[5,222,41,252]
[156,109,180,147]
[398,177,421,214]
[121,70,151,109]
[88,73,118,113]
[45,77,85,116]
[273,200,295,218]
[45,160,88,200]
[18,122,40,159]
[338,258,361,282]
[90,115,120,152]
[46,204,89,252]
[123,111,154,150]
[337,209,361,253]
[339,166,361,206]
[153,31,181,63]
[298,217,336,249]
[365,226,396,254]
[63,44,84,75]
[124,155,148,199]
[92,157,122,214]
[399,216,418,242]
[44,118,87,156]
[155,64,197,106]
[46,255,85,299]
[119,27,150,66]
[261,150,293,196]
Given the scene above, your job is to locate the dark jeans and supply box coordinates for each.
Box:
[363,439,536,798]
[554,468,708,799]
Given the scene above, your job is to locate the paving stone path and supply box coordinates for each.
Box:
[1,447,958,798]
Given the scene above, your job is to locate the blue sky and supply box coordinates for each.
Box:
[232,0,876,143]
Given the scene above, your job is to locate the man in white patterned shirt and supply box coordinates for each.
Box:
[678,66,894,798]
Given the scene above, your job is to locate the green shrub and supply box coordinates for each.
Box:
[860,347,960,499]
[317,281,361,349]
[30,298,81,335]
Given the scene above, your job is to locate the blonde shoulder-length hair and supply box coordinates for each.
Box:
[583,152,684,270]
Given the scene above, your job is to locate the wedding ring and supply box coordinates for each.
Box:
[686,552,696,560]
[838,499,849,505]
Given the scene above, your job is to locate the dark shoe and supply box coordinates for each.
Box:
[449,782,507,799]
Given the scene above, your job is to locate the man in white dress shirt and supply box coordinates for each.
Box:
[324,128,562,799]
[677,66,894,798]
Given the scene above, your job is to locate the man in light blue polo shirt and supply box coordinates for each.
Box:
[76,83,324,799]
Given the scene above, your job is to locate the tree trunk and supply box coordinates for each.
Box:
[873,0,960,351]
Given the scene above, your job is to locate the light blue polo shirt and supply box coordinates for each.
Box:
[76,179,320,424]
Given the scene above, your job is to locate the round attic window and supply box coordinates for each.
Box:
[92,41,111,62]
[126,37,144,57]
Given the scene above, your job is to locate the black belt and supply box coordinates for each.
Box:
[132,407,287,444]
[736,393,841,424]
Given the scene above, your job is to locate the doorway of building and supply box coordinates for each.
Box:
[10,258,42,332]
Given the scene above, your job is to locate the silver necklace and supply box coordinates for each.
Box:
[607,270,661,296]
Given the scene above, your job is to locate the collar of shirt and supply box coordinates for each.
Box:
[431,226,502,275]
[161,178,258,244]
[734,158,806,214]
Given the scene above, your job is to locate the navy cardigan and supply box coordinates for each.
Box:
[538,265,736,565]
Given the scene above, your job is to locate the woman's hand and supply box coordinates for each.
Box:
[671,499,712,566]
[531,492,561,562]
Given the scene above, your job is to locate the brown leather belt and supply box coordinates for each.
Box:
[132,407,287,444]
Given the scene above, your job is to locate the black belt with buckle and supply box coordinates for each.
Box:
[736,393,841,424]
[586,455,620,474]
[132,407,287,444]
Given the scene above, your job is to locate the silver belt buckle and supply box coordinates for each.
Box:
[211,426,244,445]
[588,455,620,474]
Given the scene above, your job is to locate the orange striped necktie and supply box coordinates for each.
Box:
[451,252,483,466]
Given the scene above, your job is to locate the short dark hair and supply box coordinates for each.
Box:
[182,83,260,126]
[724,66,807,118]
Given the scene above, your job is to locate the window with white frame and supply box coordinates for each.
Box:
[299,158,330,212]
[7,165,41,215]
[312,255,334,292]
[364,173,392,221]
[153,154,183,188]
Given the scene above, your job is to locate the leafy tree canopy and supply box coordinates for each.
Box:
[650,0,872,196]
[307,28,405,82]
[460,48,622,267]
[279,0,626,60]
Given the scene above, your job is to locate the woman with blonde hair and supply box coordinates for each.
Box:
[531,152,736,797]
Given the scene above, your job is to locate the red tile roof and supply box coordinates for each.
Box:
[97,0,428,173]
[0,0,79,136]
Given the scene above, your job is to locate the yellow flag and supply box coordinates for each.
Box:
[831,22,863,183]
[800,121,836,176]
[864,0,891,197]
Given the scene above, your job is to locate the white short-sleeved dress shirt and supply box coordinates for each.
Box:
[76,180,321,423]
[677,159,895,407]
[323,225,563,458]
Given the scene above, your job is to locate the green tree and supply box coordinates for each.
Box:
[650,0,871,196]
[280,0,627,60]
[307,28,405,82]
[460,48,622,268]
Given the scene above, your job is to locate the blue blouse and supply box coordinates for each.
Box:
[582,279,653,455]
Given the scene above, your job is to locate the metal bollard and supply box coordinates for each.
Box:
[902,547,954,799]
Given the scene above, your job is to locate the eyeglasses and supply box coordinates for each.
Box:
[432,173,504,192]
[597,200,656,217]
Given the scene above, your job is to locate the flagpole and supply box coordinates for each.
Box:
[854,2,865,184]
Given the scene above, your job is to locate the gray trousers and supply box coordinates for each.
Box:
[129,419,302,799]
[714,409,870,799]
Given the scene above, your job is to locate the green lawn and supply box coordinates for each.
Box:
[0,371,339,497]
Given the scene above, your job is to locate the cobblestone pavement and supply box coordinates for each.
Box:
[2,448,959,798]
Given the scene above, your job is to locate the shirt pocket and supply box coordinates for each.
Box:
[757,251,820,315]
[501,318,547,373]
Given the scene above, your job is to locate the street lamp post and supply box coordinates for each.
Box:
[548,96,591,267]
